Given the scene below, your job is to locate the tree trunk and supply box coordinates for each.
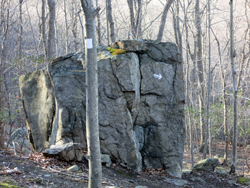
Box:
[0,3,9,149]
[78,10,85,49]
[71,1,78,52]
[47,0,56,58]
[106,0,115,44]
[183,0,193,167]
[18,0,23,59]
[157,0,175,42]
[203,0,211,159]
[211,28,228,164]
[127,0,136,38]
[80,0,102,187]
[106,0,110,45]
[96,0,101,45]
[64,0,69,54]
[195,0,205,145]
[135,0,142,38]
[229,0,238,174]
[41,0,47,57]
[176,0,182,55]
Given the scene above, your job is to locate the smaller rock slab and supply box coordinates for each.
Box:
[43,142,82,161]
[215,167,227,177]
[111,39,146,52]
[67,165,79,172]
[192,158,219,172]
[164,178,188,186]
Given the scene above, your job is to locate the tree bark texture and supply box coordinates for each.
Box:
[47,0,56,58]
[157,0,175,42]
[80,0,102,187]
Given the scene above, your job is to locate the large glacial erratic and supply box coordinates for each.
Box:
[19,40,185,177]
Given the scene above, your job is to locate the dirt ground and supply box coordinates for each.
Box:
[0,140,248,188]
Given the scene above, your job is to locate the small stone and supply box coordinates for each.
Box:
[193,177,206,183]
[44,174,51,178]
[67,165,79,172]
[164,178,188,186]
[215,167,227,177]
[101,154,112,167]
[135,186,148,188]
[228,180,237,186]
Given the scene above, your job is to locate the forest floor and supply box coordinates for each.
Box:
[0,139,248,188]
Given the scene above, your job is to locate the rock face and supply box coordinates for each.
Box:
[19,40,185,177]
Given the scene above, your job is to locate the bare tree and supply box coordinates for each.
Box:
[80,0,102,187]
[211,27,229,164]
[195,0,205,145]
[18,0,23,59]
[203,0,211,159]
[47,0,56,58]
[127,0,136,38]
[127,0,143,39]
[96,0,101,45]
[70,1,78,52]
[157,0,175,42]
[64,0,69,54]
[0,0,9,149]
[229,0,237,174]
[41,0,47,57]
[106,0,115,44]
[183,0,194,167]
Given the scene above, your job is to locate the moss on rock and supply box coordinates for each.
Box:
[237,176,249,184]
[0,182,23,188]
[107,47,126,55]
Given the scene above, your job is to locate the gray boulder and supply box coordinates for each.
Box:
[42,142,83,161]
[215,167,228,177]
[19,40,185,177]
[192,158,219,172]
[19,70,55,151]
[7,127,30,149]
